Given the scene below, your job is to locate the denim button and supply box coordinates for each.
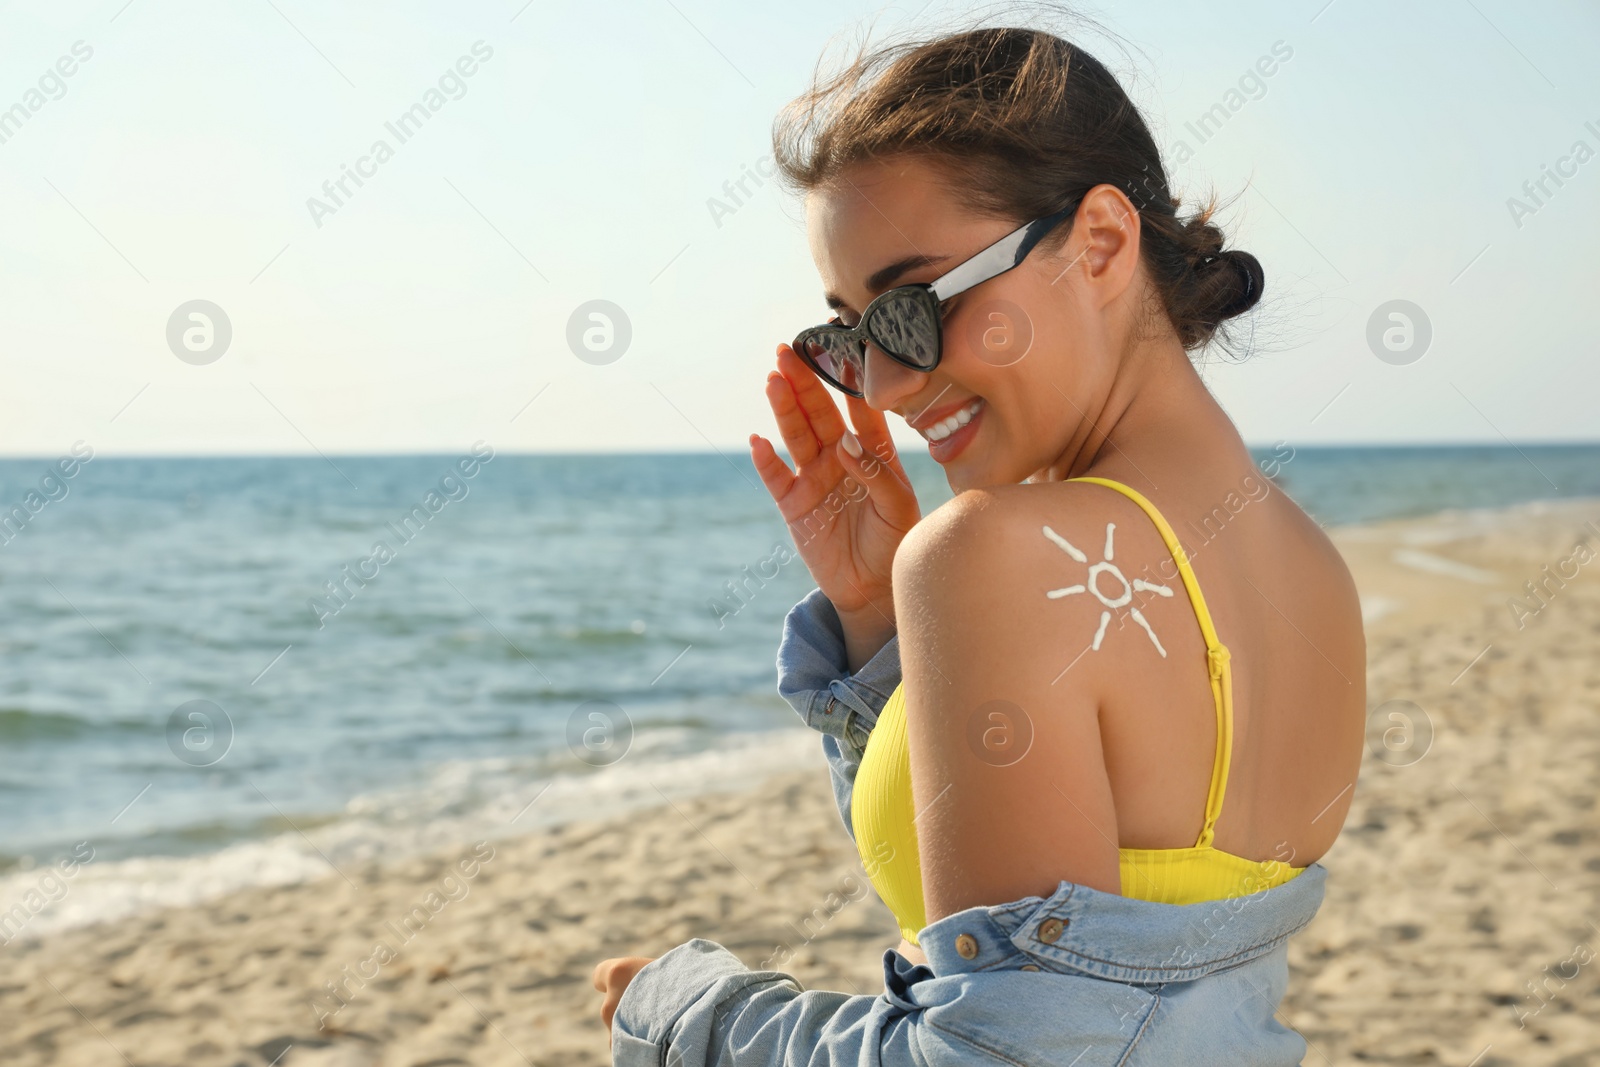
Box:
[955,934,979,959]
[1038,918,1068,944]
[1020,964,1041,972]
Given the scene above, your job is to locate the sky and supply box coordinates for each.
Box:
[1,0,1596,457]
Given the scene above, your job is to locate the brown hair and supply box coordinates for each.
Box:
[772,19,1263,354]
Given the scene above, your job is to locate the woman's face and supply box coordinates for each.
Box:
[804,157,1136,493]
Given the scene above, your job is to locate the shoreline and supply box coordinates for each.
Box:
[0,726,825,946]
[5,495,1600,1065]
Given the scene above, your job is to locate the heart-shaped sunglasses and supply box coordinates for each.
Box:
[791,196,1081,398]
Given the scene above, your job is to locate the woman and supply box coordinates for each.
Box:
[594,22,1366,1065]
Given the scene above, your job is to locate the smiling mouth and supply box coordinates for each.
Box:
[916,397,984,442]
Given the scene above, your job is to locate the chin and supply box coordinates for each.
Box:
[942,468,975,494]
[941,454,1010,494]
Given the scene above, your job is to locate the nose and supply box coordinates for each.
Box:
[861,343,927,413]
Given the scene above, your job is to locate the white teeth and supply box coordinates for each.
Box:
[919,399,983,443]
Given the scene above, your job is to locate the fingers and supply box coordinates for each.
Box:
[749,433,797,506]
[833,439,918,535]
[764,369,823,469]
[603,989,621,1028]
[830,430,874,504]
[844,393,917,499]
[595,957,653,1036]
[776,344,847,444]
[844,393,895,465]
[764,342,917,527]
[593,959,622,1035]
[836,401,919,531]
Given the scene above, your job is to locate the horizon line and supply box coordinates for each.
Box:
[1,439,1598,461]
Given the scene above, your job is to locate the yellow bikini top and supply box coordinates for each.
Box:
[852,475,1304,947]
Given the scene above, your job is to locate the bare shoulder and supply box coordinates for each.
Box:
[894,480,1173,588]
[891,480,1190,673]
[891,485,1037,586]
[895,483,1093,592]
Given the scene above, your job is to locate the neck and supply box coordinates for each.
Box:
[1027,332,1225,485]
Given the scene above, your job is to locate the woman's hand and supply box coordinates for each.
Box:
[591,956,654,1041]
[750,345,920,670]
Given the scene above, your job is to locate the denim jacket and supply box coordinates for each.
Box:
[611,588,1328,1066]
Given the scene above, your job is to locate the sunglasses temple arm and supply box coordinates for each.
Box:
[929,201,1078,302]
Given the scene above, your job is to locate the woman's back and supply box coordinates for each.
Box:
[1060,442,1366,871]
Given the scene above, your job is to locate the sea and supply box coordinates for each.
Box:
[1,444,1597,938]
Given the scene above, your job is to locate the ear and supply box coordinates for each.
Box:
[1069,183,1143,311]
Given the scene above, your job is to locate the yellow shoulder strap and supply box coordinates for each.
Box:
[1066,475,1234,848]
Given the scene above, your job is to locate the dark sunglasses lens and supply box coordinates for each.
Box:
[795,330,865,395]
[864,288,940,369]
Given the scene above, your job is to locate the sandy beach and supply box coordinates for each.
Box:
[4,496,1599,1067]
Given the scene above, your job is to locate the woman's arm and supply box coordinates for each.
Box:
[892,486,1147,916]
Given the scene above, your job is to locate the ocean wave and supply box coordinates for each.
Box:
[0,727,821,941]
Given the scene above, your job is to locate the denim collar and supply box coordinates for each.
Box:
[907,863,1327,986]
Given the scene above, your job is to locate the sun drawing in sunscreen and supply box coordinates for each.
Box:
[1042,522,1173,654]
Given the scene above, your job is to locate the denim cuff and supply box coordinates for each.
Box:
[610,939,766,1064]
[775,587,902,761]
[612,935,904,1067]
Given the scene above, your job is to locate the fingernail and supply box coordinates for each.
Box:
[840,432,863,458]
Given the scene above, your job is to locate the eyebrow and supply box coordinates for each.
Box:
[824,252,952,310]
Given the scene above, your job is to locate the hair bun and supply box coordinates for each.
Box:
[1196,248,1264,322]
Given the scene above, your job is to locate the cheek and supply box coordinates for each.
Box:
[981,344,1083,468]
[947,295,1079,408]
[937,283,1086,465]
[947,297,1037,372]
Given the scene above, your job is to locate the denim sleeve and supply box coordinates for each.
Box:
[609,941,890,1066]
[774,588,902,842]
[609,940,960,1067]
